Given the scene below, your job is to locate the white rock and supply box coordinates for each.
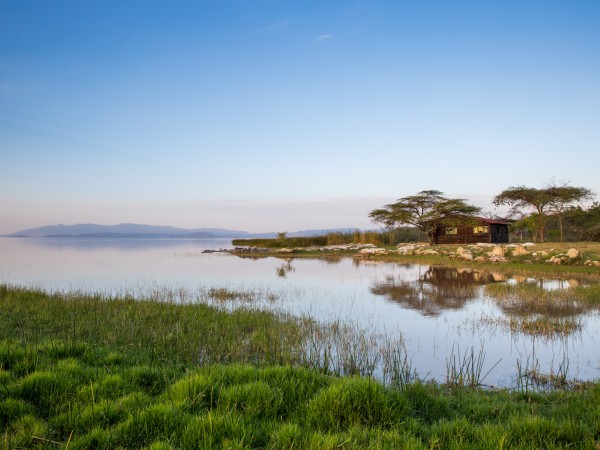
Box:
[512,246,529,256]
[488,246,505,257]
[276,248,294,253]
[459,252,473,261]
[358,248,388,255]
[522,242,536,247]
[566,248,580,259]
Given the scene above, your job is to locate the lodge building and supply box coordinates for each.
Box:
[433,217,509,245]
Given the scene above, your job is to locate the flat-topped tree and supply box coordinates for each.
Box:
[545,181,594,242]
[493,184,593,243]
[369,190,481,245]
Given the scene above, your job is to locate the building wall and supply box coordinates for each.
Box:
[435,226,492,244]
[433,223,509,244]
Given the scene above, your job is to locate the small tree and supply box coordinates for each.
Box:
[369,190,481,245]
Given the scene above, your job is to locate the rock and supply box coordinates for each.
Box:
[593,261,600,267]
[474,256,487,262]
[522,242,536,247]
[459,252,473,261]
[546,256,565,265]
[567,248,580,259]
[512,246,529,256]
[358,248,388,255]
[456,246,467,255]
[488,256,508,263]
[488,246,505,257]
[419,249,438,255]
[397,244,418,255]
[276,248,294,254]
[475,243,496,247]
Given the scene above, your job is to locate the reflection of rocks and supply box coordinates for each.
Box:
[370,266,502,317]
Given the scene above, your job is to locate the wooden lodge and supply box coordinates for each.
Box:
[433,217,509,245]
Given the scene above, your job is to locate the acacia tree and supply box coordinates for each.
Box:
[369,190,481,245]
[493,184,593,243]
[545,182,593,242]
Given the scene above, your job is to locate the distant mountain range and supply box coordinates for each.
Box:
[4,223,360,239]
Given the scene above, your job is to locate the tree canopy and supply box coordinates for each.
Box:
[493,184,593,242]
[369,190,481,245]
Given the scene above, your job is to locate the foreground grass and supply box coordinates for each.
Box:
[2,286,600,448]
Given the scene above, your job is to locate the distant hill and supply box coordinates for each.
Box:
[3,224,361,239]
[5,223,251,238]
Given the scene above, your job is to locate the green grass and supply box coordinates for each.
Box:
[2,285,600,448]
[1,340,600,448]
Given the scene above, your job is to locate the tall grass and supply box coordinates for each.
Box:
[2,285,600,448]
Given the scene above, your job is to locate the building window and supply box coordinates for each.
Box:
[445,227,457,235]
[473,226,489,234]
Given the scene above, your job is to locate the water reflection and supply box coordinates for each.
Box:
[17,237,233,251]
[370,266,506,317]
[276,260,295,278]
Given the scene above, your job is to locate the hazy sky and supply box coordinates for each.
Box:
[1,1,599,233]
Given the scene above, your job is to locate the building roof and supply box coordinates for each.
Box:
[475,217,511,225]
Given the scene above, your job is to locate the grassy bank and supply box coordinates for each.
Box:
[231,241,600,279]
[2,286,600,448]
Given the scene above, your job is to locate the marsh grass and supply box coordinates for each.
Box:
[2,285,600,447]
[509,316,581,336]
[445,344,501,388]
[484,282,600,317]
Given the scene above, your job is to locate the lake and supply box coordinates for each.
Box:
[1,237,598,387]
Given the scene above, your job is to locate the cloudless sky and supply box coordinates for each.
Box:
[1,1,599,233]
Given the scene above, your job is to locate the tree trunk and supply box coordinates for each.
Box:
[558,214,564,243]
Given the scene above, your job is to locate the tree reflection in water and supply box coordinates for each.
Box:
[370,266,506,317]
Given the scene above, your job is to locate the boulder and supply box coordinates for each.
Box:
[276,248,294,254]
[488,246,505,257]
[512,246,529,256]
[459,251,474,261]
[566,248,580,259]
[397,244,417,255]
[358,248,388,255]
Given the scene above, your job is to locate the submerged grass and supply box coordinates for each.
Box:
[2,285,600,448]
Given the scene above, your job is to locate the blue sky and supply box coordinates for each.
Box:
[1,1,599,233]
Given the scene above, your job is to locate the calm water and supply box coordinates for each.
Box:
[1,237,599,387]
